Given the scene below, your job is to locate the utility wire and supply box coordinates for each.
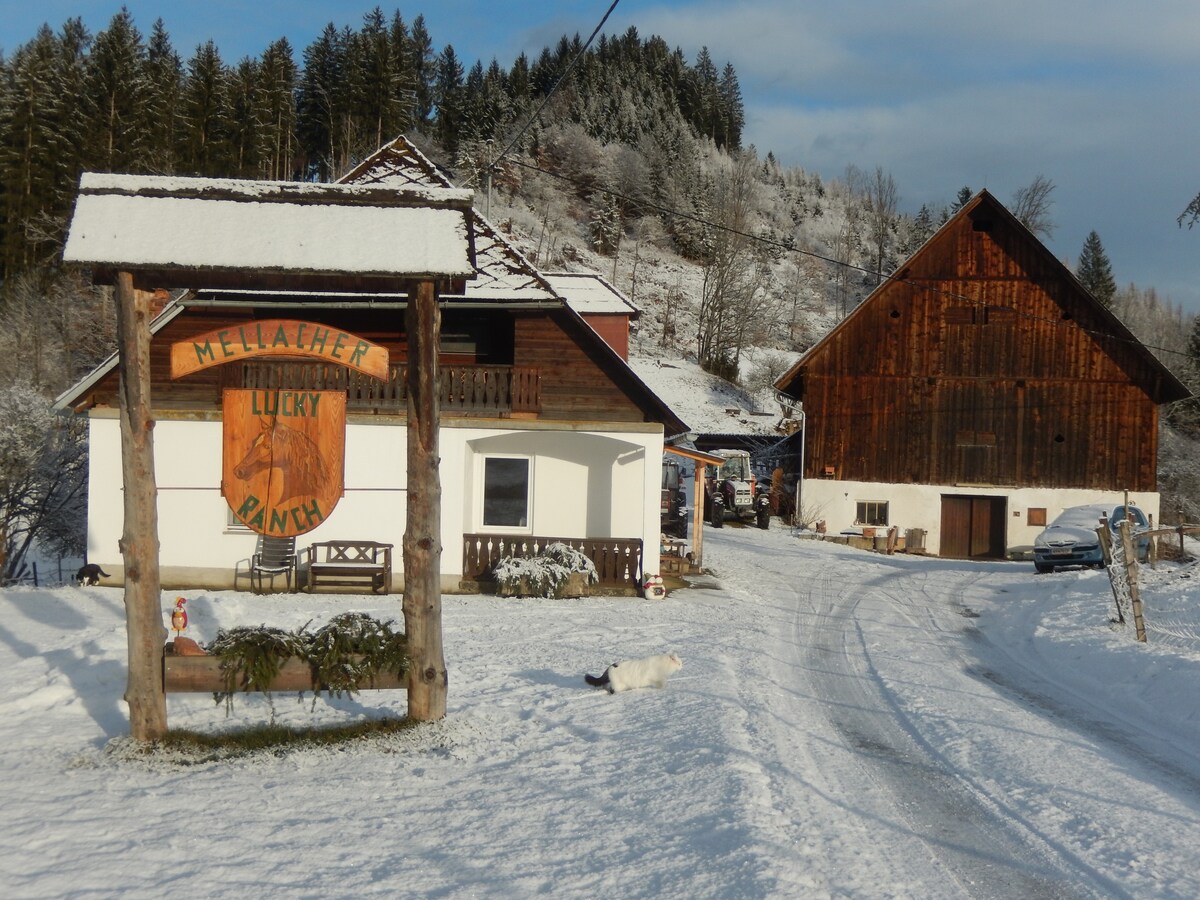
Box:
[502,156,1199,373]
[462,0,622,190]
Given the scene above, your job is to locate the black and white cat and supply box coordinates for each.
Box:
[584,653,683,693]
[76,563,110,586]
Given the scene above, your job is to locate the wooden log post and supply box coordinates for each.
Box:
[116,273,168,740]
[1118,519,1147,643]
[403,281,448,719]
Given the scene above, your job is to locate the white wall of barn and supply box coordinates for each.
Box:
[86,414,662,590]
[800,478,1162,557]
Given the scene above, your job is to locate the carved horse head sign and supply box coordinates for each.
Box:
[221,389,346,536]
[172,320,386,537]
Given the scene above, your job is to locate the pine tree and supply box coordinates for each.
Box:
[717,62,743,150]
[409,15,435,125]
[0,24,83,275]
[85,9,149,172]
[353,7,409,154]
[433,44,465,154]
[258,38,297,180]
[178,40,233,176]
[226,57,265,177]
[297,24,349,180]
[1076,230,1116,308]
[144,19,184,174]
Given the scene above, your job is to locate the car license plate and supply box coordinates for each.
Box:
[1050,548,1074,556]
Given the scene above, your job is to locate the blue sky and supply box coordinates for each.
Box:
[6,0,1200,312]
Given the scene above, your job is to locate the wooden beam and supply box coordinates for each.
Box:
[163,655,407,693]
[116,272,168,740]
[403,281,448,719]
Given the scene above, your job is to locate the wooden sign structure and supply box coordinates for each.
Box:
[62,173,473,740]
[171,319,389,381]
[222,389,346,536]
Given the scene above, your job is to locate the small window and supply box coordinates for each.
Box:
[1028,508,1047,527]
[482,457,530,529]
[856,501,889,527]
[226,506,252,533]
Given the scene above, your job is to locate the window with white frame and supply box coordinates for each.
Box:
[855,500,889,527]
[482,456,531,529]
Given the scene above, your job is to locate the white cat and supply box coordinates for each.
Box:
[584,653,683,693]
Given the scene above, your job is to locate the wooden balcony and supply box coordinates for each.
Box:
[232,362,540,416]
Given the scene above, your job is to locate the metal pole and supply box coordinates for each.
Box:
[796,404,805,529]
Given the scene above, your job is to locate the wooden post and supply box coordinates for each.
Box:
[1096,526,1124,624]
[1118,519,1147,643]
[115,272,168,740]
[403,281,447,719]
[691,464,706,568]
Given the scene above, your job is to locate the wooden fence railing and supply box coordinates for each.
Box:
[462,534,643,592]
[232,362,540,415]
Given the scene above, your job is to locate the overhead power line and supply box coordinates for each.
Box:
[462,0,622,190]
[499,156,1198,373]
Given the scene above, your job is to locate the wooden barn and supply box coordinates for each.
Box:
[774,190,1190,559]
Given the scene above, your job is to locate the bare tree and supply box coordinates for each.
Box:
[865,166,898,284]
[0,385,87,582]
[1011,174,1056,239]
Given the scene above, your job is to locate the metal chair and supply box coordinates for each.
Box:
[249,535,297,593]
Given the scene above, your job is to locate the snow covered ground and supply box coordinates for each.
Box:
[5,526,1200,898]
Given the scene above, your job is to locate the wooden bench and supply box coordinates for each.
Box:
[300,541,392,594]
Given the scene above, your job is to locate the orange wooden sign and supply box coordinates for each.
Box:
[222,389,346,536]
[172,320,388,380]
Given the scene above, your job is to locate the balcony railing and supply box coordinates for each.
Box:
[232,362,540,415]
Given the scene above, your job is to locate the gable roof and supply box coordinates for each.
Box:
[776,189,1190,405]
[340,138,560,304]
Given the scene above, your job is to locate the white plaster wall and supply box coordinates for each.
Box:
[86,414,661,584]
[800,478,1161,556]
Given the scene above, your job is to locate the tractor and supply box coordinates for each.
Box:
[704,449,756,527]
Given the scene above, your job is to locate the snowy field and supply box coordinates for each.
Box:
[4,526,1200,898]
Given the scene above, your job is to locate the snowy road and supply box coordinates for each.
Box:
[703,526,1200,897]
[7,526,1200,897]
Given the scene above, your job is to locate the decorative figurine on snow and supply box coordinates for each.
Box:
[170,597,188,638]
[642,574,666,600]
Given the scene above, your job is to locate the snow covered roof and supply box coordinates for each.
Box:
[543,273,641,317]
[339,139,561,304]
[63,173,476,282]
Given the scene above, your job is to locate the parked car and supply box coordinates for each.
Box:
[1109,504,1151,563]
[1033,503,1150,573]
[1033,505,1109,573]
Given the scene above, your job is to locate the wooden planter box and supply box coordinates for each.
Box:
[163,653,407,694]
[496,570,591,599]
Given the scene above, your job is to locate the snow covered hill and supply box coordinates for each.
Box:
[5,528,1200,897]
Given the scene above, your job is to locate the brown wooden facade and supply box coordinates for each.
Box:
[72,302,683,432]
[777,191,1189,495]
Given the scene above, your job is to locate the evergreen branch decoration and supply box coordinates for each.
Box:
[492,542,599,598]
[206,615,409,713]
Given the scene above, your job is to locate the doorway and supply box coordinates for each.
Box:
[940,495,1007,559]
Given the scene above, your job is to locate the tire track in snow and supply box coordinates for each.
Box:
[706,528,1126,898]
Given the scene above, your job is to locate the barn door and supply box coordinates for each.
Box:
[940,495,1007,559]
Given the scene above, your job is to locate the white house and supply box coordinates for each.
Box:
[58,138,688,592]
